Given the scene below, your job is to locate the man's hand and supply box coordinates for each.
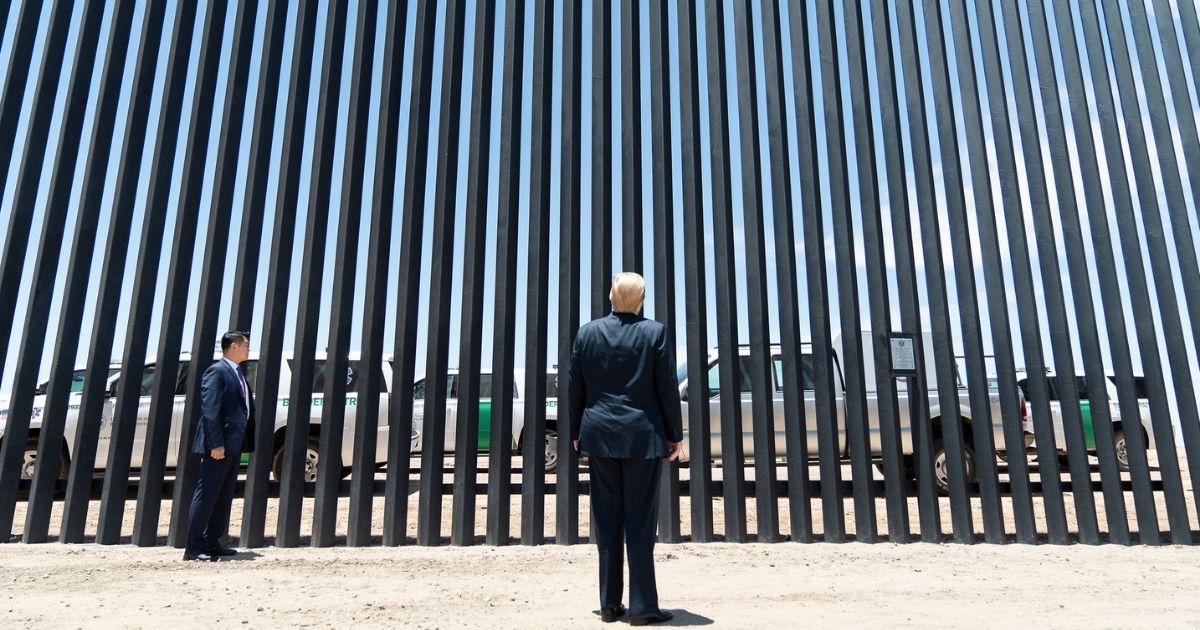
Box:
[210,446,226,460]
[667,440,683,461]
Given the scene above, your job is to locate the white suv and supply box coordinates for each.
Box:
[1,353,420,484]
[411,369,560,472]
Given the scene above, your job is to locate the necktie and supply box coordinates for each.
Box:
[236,365,249,411]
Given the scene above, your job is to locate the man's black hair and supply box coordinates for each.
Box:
[221,331,250,352]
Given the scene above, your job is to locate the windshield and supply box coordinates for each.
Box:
[676,362,688,384]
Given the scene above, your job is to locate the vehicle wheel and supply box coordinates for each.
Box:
[22,438,68,481]
[272,438,321,483]
[932,440,977,495]
[543,433,558,473]
[1113,430,1130,472]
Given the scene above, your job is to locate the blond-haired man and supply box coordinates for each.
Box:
[568,272,683,625]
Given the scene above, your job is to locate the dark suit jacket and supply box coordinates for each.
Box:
[192,359,256,455]
[568,312,684,459]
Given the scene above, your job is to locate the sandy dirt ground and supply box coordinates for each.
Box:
[2,540,1200,628]
[2,453,1198,628]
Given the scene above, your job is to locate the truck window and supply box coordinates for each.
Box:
[34,368,101,396]
[174,361,191,395]
[772,355,817,391]
[1043,376,1059,401]
[125,363,182,398]
[1074,376,1090,400]
[288,359,385,394]
[706,358,752,397]
[413,376,455,400]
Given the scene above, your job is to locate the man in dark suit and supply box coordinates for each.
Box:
[184,330,255,561]
[569,273,683,626]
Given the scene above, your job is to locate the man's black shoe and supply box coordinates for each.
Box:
[600,604,627,622]
[182,552,218,562]
[629,610,674,626]
[205,546,238,557]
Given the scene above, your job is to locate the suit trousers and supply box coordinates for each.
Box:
[588,455,663,615]
[186,451,241,554]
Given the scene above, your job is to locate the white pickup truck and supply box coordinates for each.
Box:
[1,352,420,484]
[1017,373,1156,471]
[677,332,1034,491]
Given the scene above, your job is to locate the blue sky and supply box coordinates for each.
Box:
[1,0,1199,429]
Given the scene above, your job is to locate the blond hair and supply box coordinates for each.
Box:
[609,272,646,314]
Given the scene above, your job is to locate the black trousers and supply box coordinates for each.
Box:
[589,455,663,615]
[186,451,241,554]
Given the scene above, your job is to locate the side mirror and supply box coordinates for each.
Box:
[107,381,119,398]
[679,387,688,402]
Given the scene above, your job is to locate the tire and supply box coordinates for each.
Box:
[932,440,977,495]
[1113,430,1130,472]
[22,438,68,481]
[543,433,558,473]
[272,438,321,483]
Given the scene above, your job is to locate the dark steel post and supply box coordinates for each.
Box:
[11,0,115,542]
[150,0,244,549]
[843,0,909,543]
[59,0,171,544]
[1122,0,1200,526]
[384,0,438,547]
[223,0,284,545]
[350,0,408,549]
[921,0,1007,543]
[1004,0,1109,542]
[817,0,878,543]
[895,0,974,542]
[620,0,643,273]
[451,0,500,549]
[415,0,468,548]
[731,0,782,543]
[703,0,747,543]
[946,0,1038,544]
[760,0,814,544]
[1049,0,1159,541]
[95,0,202,546]
[0,1,46,204]
[786,0,845,542]
[484,0,527,547]
[974,0,1069,544]
[241,0,321,549]
[677,0,714,544]
[277,0,350,548]
[311,0,378,549]
[1072,0,1166,545]
[0,0,93,538]
[1025,0,1137,543]
[555,0,583,546]
[1097,0,1196,541]
[520,0,555,547]
[871,0,939,540]
[649,0,680,545]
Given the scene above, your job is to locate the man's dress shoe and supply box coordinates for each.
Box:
[206,546,238,557]
[600,604,627,622]
[182,552,218,562]
[630,610,674,626]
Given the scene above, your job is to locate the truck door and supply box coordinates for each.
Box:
[704,358,754,459]
[774,355,822,459]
